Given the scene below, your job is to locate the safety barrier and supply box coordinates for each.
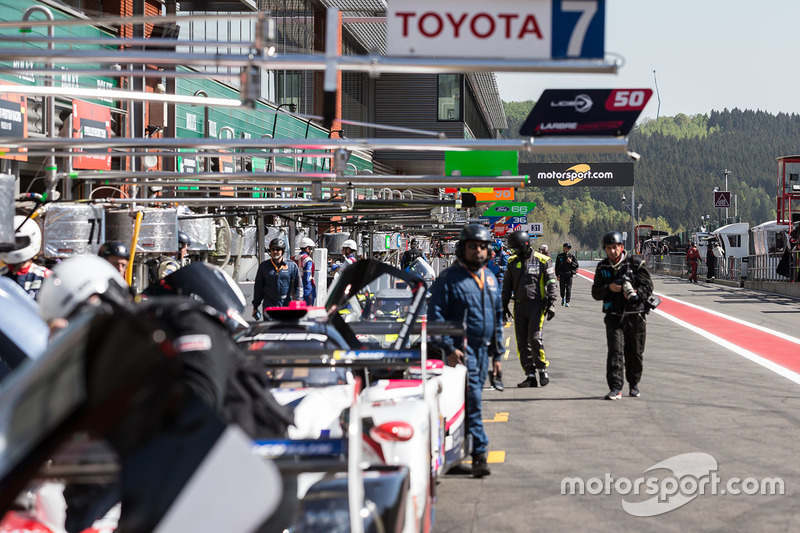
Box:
[645,251,800,285]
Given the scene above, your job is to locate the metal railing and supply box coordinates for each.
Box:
[644,251,800,283]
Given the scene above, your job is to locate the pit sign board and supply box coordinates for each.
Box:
[483,201,536,217]
[72,100,111,170]
[387,0,605,59]
[529,222,544,235]
[519,88,652,137]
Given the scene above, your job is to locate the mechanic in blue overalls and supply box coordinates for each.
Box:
[295,237,317,305]
[252,238,302,318]
[428,223,503,478]
[486,238,508,286]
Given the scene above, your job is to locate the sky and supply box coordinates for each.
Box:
[496,0,800,122]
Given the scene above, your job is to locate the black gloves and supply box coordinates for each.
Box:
[546,299,556,321]
[503,304,512,323]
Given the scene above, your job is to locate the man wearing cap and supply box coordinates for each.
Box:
[555,242,579,307]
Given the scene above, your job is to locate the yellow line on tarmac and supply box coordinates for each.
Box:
[503,349,510,360]
[463,451,506,464]
[487,451,505,463]
[483,412,509,423]
[505,337,511,347]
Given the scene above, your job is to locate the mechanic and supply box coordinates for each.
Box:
[502,230,559,388]
[147,231,192,281]
[591,231,654,400]
[341,239,358,266]
[98,241,130,278]
[295,237,317,305]
[554,242,579,307]
[1,215,51,301]
[428,223,503,478]
[252,237,302,318]
[400,238,426,271]
[486,238,509,286]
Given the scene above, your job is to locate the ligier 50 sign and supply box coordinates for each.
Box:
[520,88,652,137]
[387,0,605,59]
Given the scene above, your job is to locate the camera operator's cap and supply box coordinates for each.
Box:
[563,242,571,248]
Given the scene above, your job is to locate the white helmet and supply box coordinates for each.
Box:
[38,255,129,322]
[299,237,316,249]
[342,239,357,251]
[0,216,42,265]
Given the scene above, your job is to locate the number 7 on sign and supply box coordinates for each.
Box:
[562,1,598,57]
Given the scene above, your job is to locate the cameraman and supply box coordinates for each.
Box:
[591,231,654,400]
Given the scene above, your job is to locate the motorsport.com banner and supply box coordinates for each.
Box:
[519,162,634,188]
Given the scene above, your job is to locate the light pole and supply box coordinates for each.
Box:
[722,168,730,224]
[622,191,636,252]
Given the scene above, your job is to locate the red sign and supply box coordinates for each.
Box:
[0,86,28,162]
[72,100,111,170]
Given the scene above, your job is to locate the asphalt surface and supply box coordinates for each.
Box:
[433,270,800,532]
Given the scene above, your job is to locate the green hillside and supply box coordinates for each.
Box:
[499,103,800,250]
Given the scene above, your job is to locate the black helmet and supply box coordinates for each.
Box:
[410,239,418,247]
[178,231,191,247]
[269,238,286,250]
[563,242,572,249]
[458,223,492,244]
[98,241,129,258]
[507,230,530,251]
[601,231,624,247]
[142,262,247,331]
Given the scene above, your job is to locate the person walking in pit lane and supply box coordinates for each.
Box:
[502,230,559,388]
[487,238,509,287]
[591,231,654,400]
[252,238,302,318]
[686,241,701,283]
[555,242,579,307]
[428,223,503,478]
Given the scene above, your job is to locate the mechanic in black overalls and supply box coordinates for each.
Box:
[591,231,654,400]
[502,230,559,388]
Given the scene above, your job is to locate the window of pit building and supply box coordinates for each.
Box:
[438,74,463,122]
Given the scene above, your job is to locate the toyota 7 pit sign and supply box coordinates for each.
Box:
[387,0,605,59]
